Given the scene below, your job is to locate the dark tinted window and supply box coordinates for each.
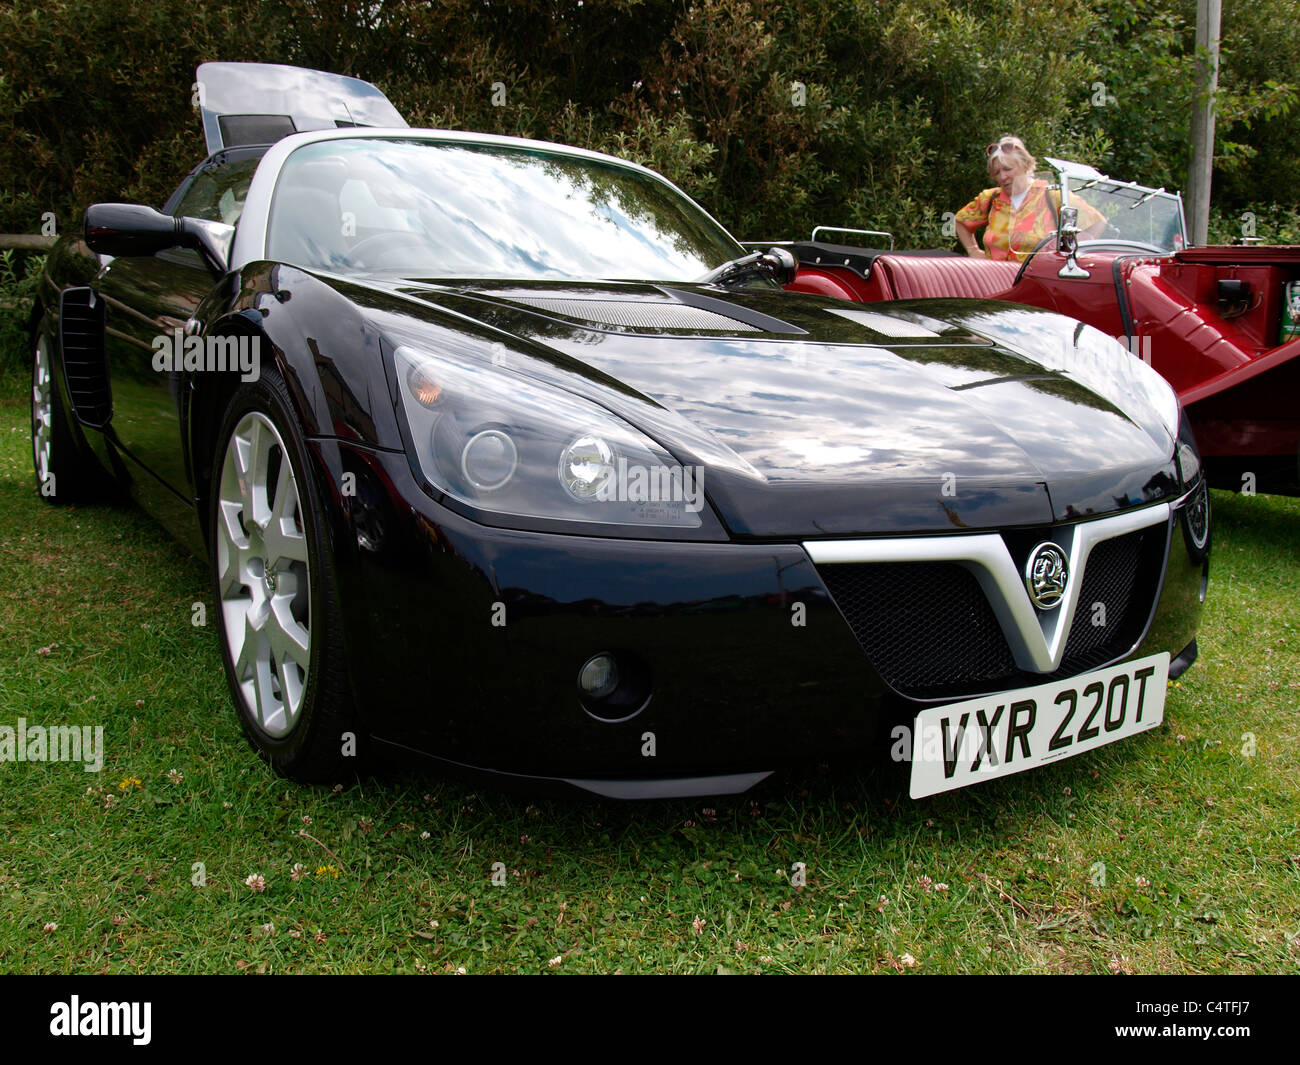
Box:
[173,156,262,225]
[218,114,298,148]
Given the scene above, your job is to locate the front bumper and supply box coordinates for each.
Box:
[312,439,1208,797]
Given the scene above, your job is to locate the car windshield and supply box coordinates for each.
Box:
[265,138,744,280]
[1057,173,1186,252]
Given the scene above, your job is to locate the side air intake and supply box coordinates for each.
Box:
[59,287,112,427]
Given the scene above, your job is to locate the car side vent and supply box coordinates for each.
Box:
[503,295,761,332]
[59,287,112,428]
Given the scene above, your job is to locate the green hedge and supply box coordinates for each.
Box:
[0,0,1295,248]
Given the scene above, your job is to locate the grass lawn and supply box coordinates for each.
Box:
[0,385,1297,974]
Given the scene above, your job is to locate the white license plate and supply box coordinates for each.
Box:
[909,652,1169,798]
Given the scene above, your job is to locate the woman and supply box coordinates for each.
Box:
[955,136,1104,261]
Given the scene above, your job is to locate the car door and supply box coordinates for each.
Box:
[96,154,259,505]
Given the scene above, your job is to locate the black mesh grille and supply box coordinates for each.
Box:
[817,525,1165,699]
[59,287,111,427]
[817,561,1015,692]
[1059,532,1143,668]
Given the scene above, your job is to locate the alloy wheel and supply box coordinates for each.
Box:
[31,333,52,489]
[215,410,312,738]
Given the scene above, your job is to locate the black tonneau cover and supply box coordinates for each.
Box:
[783,242,959,280]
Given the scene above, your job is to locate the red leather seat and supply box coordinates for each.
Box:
[874,255,1020,300]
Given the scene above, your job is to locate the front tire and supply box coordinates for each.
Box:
[210,371,359,782]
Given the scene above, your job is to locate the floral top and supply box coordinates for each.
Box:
[955,179,1103,262]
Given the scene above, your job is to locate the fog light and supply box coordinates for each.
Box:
[577,650,651,722]
[461,429,517,490]
[579,653,619,699]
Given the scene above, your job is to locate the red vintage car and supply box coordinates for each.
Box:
[766,159,1300,494]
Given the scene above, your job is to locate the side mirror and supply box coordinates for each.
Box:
[1057,205,1090,279]
[759,246,797,286]
[84,203,231,275]
[85,204,179,257]
[697,245,798,287]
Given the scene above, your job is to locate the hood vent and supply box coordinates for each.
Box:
[501,295,761,332]
[826,307,942,338]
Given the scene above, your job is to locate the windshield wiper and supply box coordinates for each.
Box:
[697,246,797,287]
[1132,188,1166,209]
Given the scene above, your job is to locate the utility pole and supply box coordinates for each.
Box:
[1187,0,1221,246]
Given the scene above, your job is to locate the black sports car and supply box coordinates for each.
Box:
[30,64,1209,798]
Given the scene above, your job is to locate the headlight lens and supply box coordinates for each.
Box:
[1175,409,1202,488]
[394,345,703,528]
[560,434,616,500]
[461,429,518,490]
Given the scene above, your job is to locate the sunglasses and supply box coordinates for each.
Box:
[986,139,1022,156]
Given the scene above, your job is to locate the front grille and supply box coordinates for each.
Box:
[817,561,1015,693]
[1059,532,1144,669]
[817,525,1165,700]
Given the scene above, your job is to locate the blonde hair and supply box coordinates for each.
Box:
[987,136,1036,178]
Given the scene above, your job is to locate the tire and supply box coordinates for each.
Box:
[209,370,360,783]
[31,317,98,503]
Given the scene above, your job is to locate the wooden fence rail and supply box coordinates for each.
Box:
[0,235,53,313]
[0,234,57,251]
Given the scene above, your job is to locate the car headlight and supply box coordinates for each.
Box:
[559,434,617,500]
[393,345,704,528]
[1175,409,1202,488]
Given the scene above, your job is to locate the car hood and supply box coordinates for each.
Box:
[354,277,1178,536]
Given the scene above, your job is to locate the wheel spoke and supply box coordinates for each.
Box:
[216,522,254,598]
[270,527,308,565]
[279,662,305,720]
[246,418,274,531]
[217,497,250,553]
[268,593,310,672]
[241,600,287,734]
[266,454,307,564]
[234,608,264,714]
[230,428,253,502]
